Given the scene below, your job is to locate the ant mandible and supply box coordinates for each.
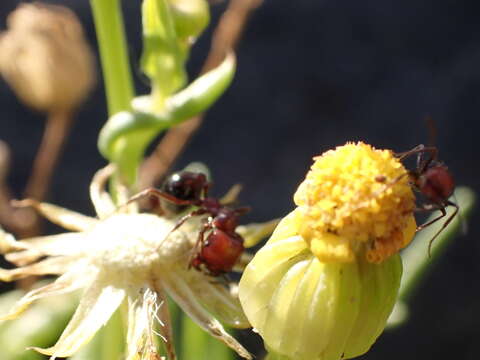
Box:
[396,144,459,254]
[128,170,249,276]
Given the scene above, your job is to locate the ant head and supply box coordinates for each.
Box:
[161,171,209,214]
[162,171,208,201]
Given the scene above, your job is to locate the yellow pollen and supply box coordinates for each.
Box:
[293,142,416,263]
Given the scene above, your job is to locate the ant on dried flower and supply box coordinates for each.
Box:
[129,171,249,276]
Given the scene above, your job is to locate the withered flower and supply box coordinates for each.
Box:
[0,165,259,360]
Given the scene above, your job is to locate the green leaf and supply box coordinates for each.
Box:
[0,287,78,360]
[98,53,235,184]
[167,53,236,121]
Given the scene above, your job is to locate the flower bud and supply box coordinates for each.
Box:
[0,3,95,112]
[239,142,417,360]
[168,0,210,41]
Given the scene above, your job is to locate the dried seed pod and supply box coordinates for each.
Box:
[0,2,95,113]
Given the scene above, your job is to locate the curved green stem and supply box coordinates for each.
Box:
[90,0,134,116]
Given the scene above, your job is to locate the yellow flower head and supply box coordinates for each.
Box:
[293,142,416,263]
[239,142,418,360]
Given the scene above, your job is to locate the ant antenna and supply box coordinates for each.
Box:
[424,115,438,147]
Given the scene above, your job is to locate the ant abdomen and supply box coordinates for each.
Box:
[193,229,244,276]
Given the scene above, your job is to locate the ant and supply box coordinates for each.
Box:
[128,170,249,276]
[396,144,459,254]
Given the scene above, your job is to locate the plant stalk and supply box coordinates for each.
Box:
[90,0,134,116]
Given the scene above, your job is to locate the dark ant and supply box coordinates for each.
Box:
[159,171,210,215]
[396,144,459,254]
[128,171,249,276]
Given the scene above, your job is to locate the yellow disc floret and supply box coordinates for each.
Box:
[293,142,416,263]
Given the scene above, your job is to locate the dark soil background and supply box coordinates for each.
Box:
[0,0,479,359]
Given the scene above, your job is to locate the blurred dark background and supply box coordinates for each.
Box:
[0,0,479,359]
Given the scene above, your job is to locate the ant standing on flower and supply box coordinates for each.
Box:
[395,144,460,254]
[129,170,249,276]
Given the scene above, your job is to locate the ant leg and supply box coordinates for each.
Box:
[188,219,212,269]
[395,144,425,160]
[416,145,438,174]
[415,203,446,232]
[426,201,459,256]
[126,188,195,207]
[203,182,212,197]
[395,145,438,173]
[169,208,207,234]
[395,144,436,161]
[156,208,207,252]
[113,188,196,216]
[367,172,410,202]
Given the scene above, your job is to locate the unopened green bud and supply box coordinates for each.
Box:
[168,0,210,40]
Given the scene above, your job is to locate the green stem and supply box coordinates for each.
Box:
[90,0,134,116]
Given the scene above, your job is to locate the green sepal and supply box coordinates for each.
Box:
[240,212,403,360]
[97,53,236,184]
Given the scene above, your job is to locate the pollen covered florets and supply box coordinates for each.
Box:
[293,142,416,263]
[87,213,192,280]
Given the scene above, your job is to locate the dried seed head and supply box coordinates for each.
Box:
[0,3,95,112]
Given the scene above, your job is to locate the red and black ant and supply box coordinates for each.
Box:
[129,170,249,276]
[396,144,460,254]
